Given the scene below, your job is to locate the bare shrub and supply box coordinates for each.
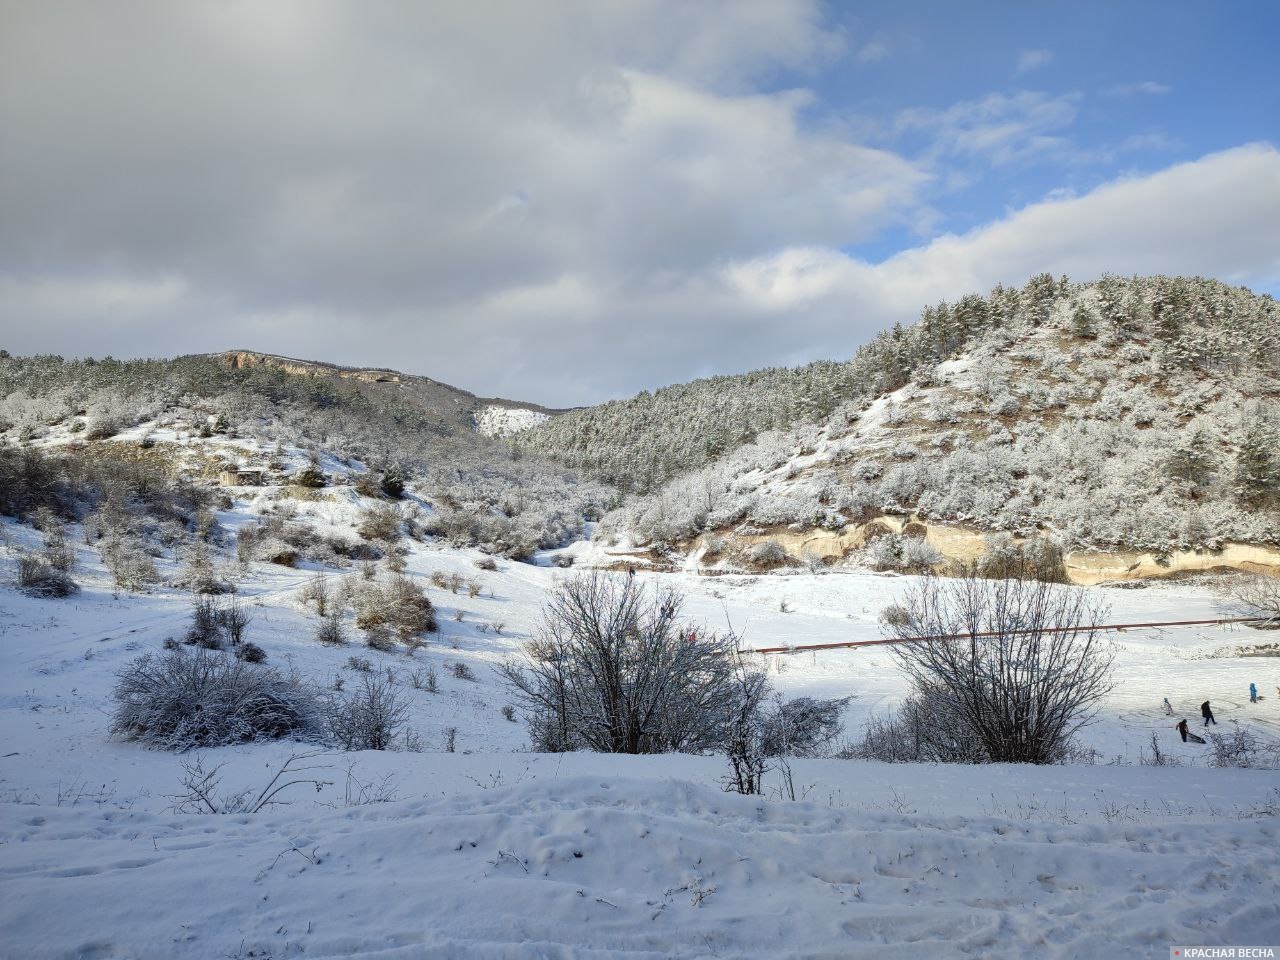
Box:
[878,603,911,629]
[100,534,159,592]
[452,661,476,681]
[1139,732,1181,767]
[501,705,516,722]
[429,571,449,589]
[110,648,321,751]
[326,674,410,751]
[475,557,497,571]
[234,641,268,664]
[176,542,234,595]
[170,752,332,814]
[17,555,78,597]
[849,689,989,764]
[866,534,940,573]
[219,597,252,646]
[444,727,457,753]
[352,574,437,646]
[363,624,397,652]
[975,534,1068,583]
[883,572,1114,764]
[384,575,437,640]
[345,655,373,673]
[185,594,226,649]
[721,664,773,795]
[298,575,330,616]
[467,579,482,598]
[499,572,748,754]
[35,511,75,572]
[409,664,438,692]
[384,545,408,573]
[315,609,347,646]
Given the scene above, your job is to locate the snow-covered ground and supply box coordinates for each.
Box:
[1,511,1278,957]
[473,404,551,438]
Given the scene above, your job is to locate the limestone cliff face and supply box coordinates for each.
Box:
[718,518,1280,585]
[218,351,410,386]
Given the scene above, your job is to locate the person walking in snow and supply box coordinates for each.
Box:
[1176,718,1189,743]
[1201,700,1216,726]
[1250,682,1258,704]
[1163,697,1173,715]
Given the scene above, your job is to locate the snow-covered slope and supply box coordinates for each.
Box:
[3,769,1277,959]
[2,465,1280,955]
[473,403,551,438]
[598,278,1280,573]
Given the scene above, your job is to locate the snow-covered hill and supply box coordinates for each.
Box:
[595,276,1280,576]
[473,403,551,438]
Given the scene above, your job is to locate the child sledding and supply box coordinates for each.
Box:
[1174,718,1206,744]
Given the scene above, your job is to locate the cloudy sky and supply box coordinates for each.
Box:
[2,1,1278,406]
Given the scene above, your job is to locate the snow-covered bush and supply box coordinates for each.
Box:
[849,689,987,764]
[1207,723,1280,769]
[975,534,1067,583]
[357,503,402,542]
[759,697,846,757]
[17,554,78,598]
[234,641,268,664]
[865,534,940,573]
[351,575,437,646]
[110,648,322,751]
[744,539,792,570]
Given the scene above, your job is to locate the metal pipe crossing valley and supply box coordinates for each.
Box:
[740,615,1271,656]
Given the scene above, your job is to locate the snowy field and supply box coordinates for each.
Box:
[2,515,1279,958]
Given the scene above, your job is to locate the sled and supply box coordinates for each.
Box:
[1186,732,1206,744]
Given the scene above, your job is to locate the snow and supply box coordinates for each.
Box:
[3,771,1277,959]
[473,404,551,438]
[2,510,1279,957]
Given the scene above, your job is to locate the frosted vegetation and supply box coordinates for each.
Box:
[566,275,1280,554]
[0,352,615,559]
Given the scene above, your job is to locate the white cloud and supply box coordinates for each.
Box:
[1107,81,1172,96]
[723,144,1280,319]
[0,3,1275,407]
[896,91,1080,167]
[1015,49,1053,74]
[856,38,890,63]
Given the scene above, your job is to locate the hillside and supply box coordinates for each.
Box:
[0,350,612,558]
[580,275,1280,569]
[524,275,1280,504]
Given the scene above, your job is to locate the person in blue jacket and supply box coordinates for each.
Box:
[1250,682,1258,704]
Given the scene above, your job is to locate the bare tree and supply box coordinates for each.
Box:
[721,662,772,794]
[499,572,747,754]
[1222,573,1280,625]
[884,572,1114,764]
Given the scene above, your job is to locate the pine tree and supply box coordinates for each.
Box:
[1234,419,1279,504]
